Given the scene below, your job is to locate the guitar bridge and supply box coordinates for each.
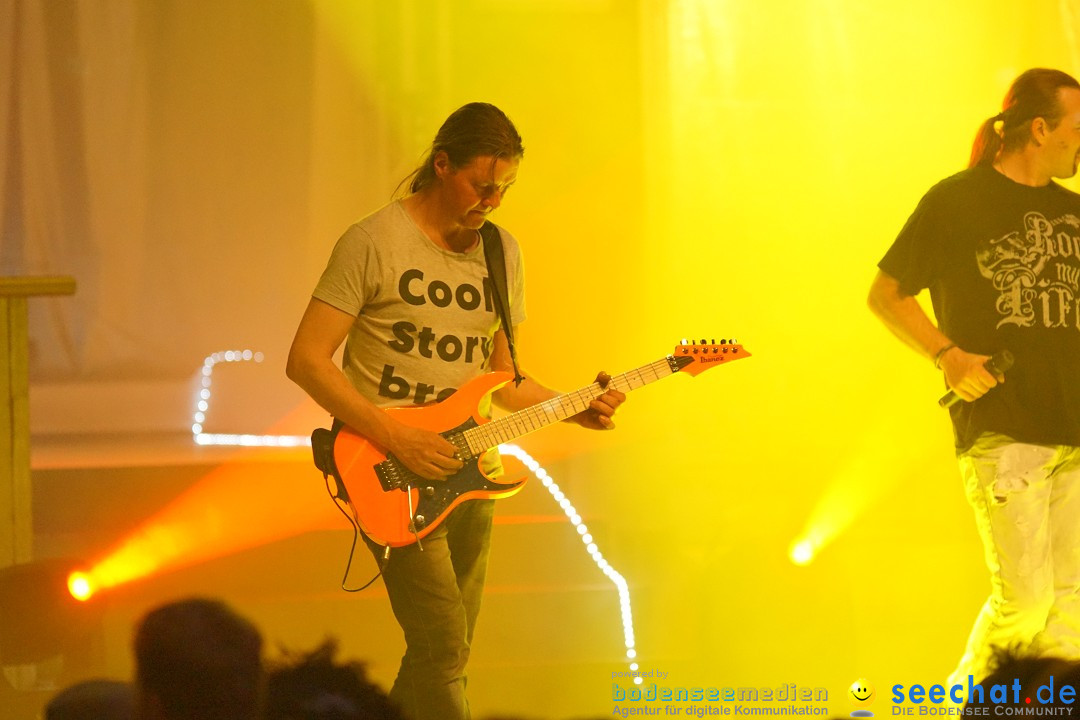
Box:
[374,456,410,492]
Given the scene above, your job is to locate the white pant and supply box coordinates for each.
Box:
[948,433,1080,688]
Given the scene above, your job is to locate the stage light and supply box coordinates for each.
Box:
[0,559,102,674]
[72,459,335,596]
[790,539,815,566]
[789,417,925,567]
[66,572,93,602]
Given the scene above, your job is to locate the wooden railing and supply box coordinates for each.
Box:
[1,276,76,567]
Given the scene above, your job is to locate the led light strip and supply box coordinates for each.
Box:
[191,351,639,676]
[498,443,640,681]
[191,350,310,447]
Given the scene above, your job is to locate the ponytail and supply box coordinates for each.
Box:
[970,69,1080,169]
[968,115,1003,168]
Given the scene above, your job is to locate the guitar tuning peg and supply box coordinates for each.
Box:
[681,338,687,345]
[699,338,706,345]
[720,338,727,345]
[711,338,716,345]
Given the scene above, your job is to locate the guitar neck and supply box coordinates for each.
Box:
[462,356,679,454]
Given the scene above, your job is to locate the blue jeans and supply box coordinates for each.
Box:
[364,498,495,720]
[948,433,1080,686]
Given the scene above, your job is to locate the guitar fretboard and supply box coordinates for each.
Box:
[461,357,676,454]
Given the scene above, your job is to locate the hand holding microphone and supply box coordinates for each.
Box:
[938,349,1014,408]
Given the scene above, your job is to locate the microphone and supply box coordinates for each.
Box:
[938,349,1014,408]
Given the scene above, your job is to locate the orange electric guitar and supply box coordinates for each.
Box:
[312,340,750,547]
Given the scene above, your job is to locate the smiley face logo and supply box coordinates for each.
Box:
[849,679,876,716]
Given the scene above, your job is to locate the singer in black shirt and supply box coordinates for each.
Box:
[869,68,1080,687]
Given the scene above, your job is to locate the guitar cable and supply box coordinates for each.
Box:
[323,472,389,593]
[405,482,424,550]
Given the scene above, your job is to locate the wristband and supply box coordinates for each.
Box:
[933,342,957,369]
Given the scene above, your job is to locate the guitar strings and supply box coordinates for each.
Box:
[464,358,674,452]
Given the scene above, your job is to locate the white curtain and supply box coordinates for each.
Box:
[2,0,132,379]
[1,1,429,435]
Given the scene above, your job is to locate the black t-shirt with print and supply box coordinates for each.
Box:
[880,164,1080,452]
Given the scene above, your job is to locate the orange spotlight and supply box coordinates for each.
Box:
[0,559,103,667]
[67,571,94,601]
[80,452,344,595]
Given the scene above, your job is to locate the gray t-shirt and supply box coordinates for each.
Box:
[313,201,526,427]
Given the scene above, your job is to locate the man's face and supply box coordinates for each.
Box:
[1043,87,1080,179]
[443,154,519,230]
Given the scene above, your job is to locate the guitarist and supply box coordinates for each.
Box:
[286,102,625,720]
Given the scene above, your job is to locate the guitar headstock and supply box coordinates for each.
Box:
[671,339,751,376]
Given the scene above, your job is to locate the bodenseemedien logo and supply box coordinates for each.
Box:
[611,682,830,716]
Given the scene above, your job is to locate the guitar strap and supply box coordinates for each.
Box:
[479,221,525,387]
